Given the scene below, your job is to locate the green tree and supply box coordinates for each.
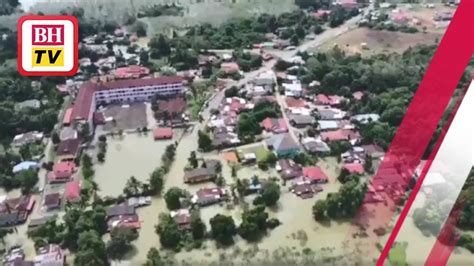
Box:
[17,169,38,193]
[164,187,184,210]
[191,217,206,240]
[188,151,198,168]
[238,206,269,241]
[210,214,236,246]
[97,152,105,163]
[237,113,262,140]
[149,168,165,195]
[198,130,212,151]
[312,200,327,221]
[52,132,60,145]
[149,34,171,58]
[255,181,280,207]
[145,247,166,266]
[124,176,142,197]
[106,227,139,259]
[156,214,182,249]
[74,230,108,266]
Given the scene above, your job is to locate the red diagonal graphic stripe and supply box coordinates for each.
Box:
[343,0,474,263]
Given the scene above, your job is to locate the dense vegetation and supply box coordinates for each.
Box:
[0,0,19,15]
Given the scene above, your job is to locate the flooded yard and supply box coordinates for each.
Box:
[94,133,174,197]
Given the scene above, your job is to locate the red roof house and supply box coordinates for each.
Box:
[343,163,365,174]
[63,107,73,126]
[114,65,150,79]
[154,127,173,140]
[352,91,364,101]
[315,94,345,106]
[221,62,240,74]
[320,129,361,143]
[48,162,76,183]
[303,166,329,183]
[285,97,306,108]
[261,117,288,133]
[64,181,81,202]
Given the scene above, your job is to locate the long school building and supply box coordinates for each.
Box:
[71,76,186,125]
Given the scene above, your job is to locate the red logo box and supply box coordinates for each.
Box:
[18,15,78,76]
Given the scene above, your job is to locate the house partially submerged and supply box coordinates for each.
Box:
[192,187,228,206]
[277,159,303,180]
[266,133,300,157]
[56,138,82,161]
[12,131,44,148]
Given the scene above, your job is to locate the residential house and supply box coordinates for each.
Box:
[34,244,66,266]
[320,129,361,145]
[15,99,41,110]
[302,166,329,184]
[352,91,364,101]
[283,81,303,97]
[184,168,216,184]
[317,107,346,120]
[253,71,276,87]
[59,127,78,141]
[343,163,365,174]
[276,159,303,180]
[170,209,192,230]
[290,182,323,199]
[302,137,331,154]
[351,113,380,124]
[12,161,39,174]
[114,65,150,79]
[12,131,44,147]
[221,62,240,74]
[56,138,82,161]
[3,248,33,266]
[127,196,152,208]
[361,144,385,159]
[107,214,140,231]
[192,187,228,206]
[318,120,340,131]
[47,161,76,183]
[43,193,61,211]
[266,133,300,157]
[285,97,306,109]
[261,117,288,134]
[153,127,173,140]
[289,114,315,128]
[106,205,136,219]
[314,94,345,106]
[155,98,187,122]
[241,153,257,165]
[0,195,35,227]
[28,215,57,233]
[64,181,81,203]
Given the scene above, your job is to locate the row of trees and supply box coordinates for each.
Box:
[156,206,280,250]
[312,180,367,221]
[123,144,177,197]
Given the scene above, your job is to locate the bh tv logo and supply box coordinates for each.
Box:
[18,16,78,76]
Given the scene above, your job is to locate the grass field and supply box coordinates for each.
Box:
[15,0,296,35]
[318,27,443,56]
[239,144,270,162]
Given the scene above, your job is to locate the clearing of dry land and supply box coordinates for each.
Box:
[318,27,443,56]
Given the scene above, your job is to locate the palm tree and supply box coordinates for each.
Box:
[90,180,100,199]
[125,176,141,196]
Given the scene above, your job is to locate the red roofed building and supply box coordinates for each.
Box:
[48,162,76,183]
[343,163,365,174]
[261,117,288,134]
[352,91,364,101]
[221,62,240,74]
[63,107,73,126]
[315,94,345,106]
[285,97,306,108]
[154,127,173,140]
[64,181,81,202]
[320,129,361,143]
[72,76,186,126]
[114,65,150,79]
[303,166,329,183]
